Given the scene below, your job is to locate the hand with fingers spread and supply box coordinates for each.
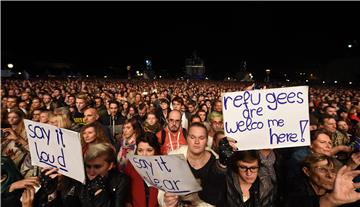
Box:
[164,192,179,207]
[9,177,40,193]
[320,165,360,207]
[21,187,35,207]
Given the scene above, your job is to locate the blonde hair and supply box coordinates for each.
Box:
[84,143,116,164]
[49,115,72,129]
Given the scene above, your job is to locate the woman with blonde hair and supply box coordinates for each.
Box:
[49,114,72,129]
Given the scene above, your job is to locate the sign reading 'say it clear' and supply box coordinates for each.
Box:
[222,86,310,150]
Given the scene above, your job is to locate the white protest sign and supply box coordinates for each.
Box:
[24,119,85,183]
[222,86,310,150]
[129,154,202,195]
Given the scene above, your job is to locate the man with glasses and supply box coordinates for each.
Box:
[208,111,224,148]
[285,153,344,207]
[156,110,187,155]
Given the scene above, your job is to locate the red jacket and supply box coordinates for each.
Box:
[124,160,159,207]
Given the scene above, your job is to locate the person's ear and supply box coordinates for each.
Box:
[108,163,114,170]
[303,167,311,177]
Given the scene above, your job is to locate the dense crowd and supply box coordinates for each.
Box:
[1,78,360,207]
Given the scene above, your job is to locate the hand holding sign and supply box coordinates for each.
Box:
[129,154,201,195]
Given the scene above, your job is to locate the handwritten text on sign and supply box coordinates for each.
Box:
[24,120,85,183]
[129,154,202,195]
[222,86,310,150]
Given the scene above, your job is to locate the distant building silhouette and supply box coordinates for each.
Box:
[185,51,205,79]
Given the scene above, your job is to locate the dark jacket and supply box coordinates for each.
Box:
[221,171,261,207]
[37,169,130,207]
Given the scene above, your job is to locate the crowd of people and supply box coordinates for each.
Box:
[1,78,360,207]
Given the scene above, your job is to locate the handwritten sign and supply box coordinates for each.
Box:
[129,154,202,195]
[24,120,85,183]
[222,86,310,150]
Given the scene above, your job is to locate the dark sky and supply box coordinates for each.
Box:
[2,1,360,78]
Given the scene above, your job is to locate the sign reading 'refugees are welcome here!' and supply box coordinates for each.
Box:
[222,86,310,150]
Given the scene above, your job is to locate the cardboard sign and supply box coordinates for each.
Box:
[129,154,202,195]
[24,120,85,183]
[222,86,310,150]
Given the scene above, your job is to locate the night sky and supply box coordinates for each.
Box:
[2,1,360,80]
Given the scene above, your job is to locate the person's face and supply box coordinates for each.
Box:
[201,105,208,112]
[172,101,182,111]
[337,121,349,132]
[129,107,136,115]
[146,114,157,125]
[84,109,98,124]
[83,127,97,143]
[135,95,141,102]
[340,112,348,119]
[325,107,337,117]
[160,102,168,110]
[139,107,147,117]
[85,156,113,181]
[6,98,17,109]
[237,160,259,185]
[311,133,332,156]
[345,101,352,110]
[188,105,196,113]
[1,97,7,107]
[210,117,224,131]
[187,126,207,155]
[168,111,181,133]
[32,99,41,108]
[43,95,52,104]
[323,118,337,133]
[215,102,222,112]
[68,97,75,105]
[8,90,15,96]
[95,99,102,108]
[198,112,206,122]
[49,118,59,128]
[53,90,60,97]
[19,102,27,110]
[8,113,21,125]
[150,95,157,103]
[32,110,41,122]
[123,123,135,139]
[109,103,118,116]
[76,98,87,111]
[21,93,29,101]
[137,141,156,156]
[304,160,336,191]
[39,113,49,123]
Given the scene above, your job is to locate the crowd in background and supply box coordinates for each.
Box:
[1,78,360,207]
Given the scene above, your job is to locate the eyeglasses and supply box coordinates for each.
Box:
[85,164,103,169]
[238,165,259,173]
[313,166,337,174]
[211,121,223,125]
